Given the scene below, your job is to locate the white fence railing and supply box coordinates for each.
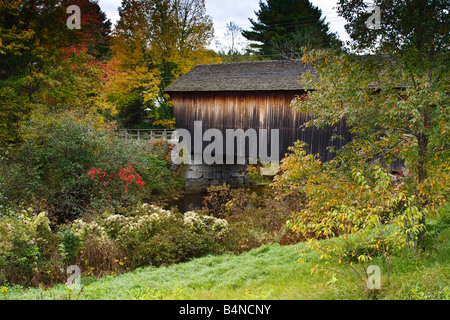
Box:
[116,129,178,142]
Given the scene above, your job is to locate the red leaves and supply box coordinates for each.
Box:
[88,168,98,180]
[118,165,145,193]
[88,164,145,194]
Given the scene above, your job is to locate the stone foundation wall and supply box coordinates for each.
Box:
[185,163,249,187]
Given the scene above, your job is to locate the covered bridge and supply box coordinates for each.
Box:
[165,59,352,186]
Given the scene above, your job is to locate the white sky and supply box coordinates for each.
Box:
[98,0,350,50]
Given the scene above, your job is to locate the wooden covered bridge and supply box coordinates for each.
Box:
[163,59,352,186]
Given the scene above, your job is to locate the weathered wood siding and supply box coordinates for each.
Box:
[169,90,351,162]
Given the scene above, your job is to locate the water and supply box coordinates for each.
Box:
[165,191,208,213]
[164,185,269,214]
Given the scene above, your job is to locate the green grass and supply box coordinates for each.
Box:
[4,224,449,300]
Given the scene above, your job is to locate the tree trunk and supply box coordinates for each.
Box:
[416,104,430,253]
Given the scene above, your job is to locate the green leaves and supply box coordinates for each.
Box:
[111,0,219,126]
[242,0,340,59]
[0,1,117,148]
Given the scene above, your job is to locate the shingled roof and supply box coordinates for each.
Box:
[165,59,314,92]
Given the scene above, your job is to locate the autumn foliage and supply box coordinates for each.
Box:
[89,164,146,195]
[0,0,115,148]
[110,0,221,127]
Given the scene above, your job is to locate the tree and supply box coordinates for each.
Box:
[273,141,413,294]
[242,0,340,59]
[111,0,220,127]
[225,21,243,56]
[0,0,70,147]
[214,21,259,63]
[288,0,449,251]
[64,0,113,60]
[0,0,116,148]
[116,94,149,129]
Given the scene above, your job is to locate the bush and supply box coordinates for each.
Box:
[248,163,274,185]
[69,204,229,269]
[90,138,183,203]
[201,185,303,253]
[0,204,229,287]
[0,111,183,222]
[201,185,249,219]
[0,209,64,287]
[16,112,110,221]
[272,142,449,295]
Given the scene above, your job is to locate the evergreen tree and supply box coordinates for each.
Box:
[242,0,340,59]
[117,94,148,129]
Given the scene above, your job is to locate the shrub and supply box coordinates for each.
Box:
[0,112,114,222]
[201,185,303,253]
[92,138,183,203]
[69,204,229,268]
[59,229,81,265]
[272,142,449,296]
[248,163,274,185]
[0,204,229,287]
[202,185,250,219]
[0,111,183,222]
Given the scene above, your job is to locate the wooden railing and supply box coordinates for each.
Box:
[116,129,177,142]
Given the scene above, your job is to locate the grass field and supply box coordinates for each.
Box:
[4,220,449,301]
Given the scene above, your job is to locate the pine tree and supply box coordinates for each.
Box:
[242,0,340,59]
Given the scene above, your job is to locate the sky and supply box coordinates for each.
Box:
[98,0,350,50]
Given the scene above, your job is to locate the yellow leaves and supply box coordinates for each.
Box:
[153,118,176,129]
[175,49,222,77]
[357,254,369,263]
[310,264,319,274]
[110,62,161,99]
[111,0,217,103]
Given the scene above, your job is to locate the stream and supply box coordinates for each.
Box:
[165,190,208,213]
[164,185,270,214]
